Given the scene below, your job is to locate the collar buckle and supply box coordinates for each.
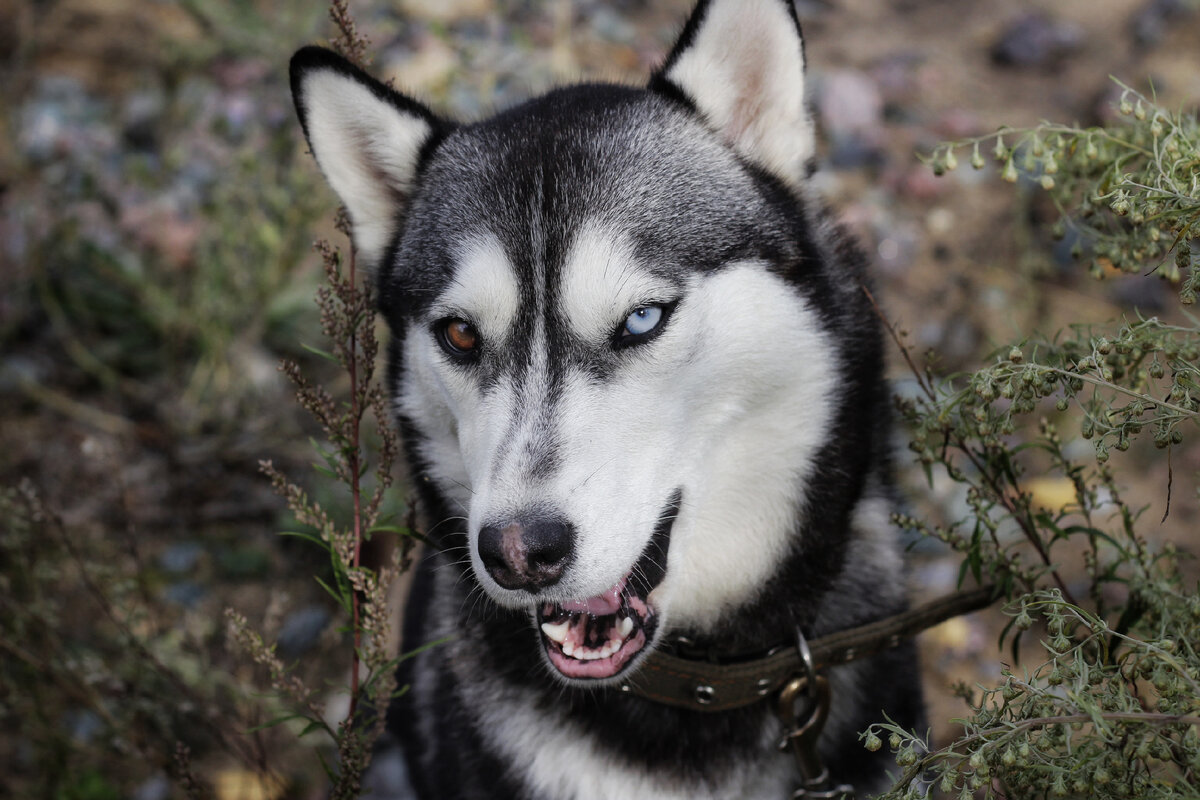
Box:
[775,628,855,800]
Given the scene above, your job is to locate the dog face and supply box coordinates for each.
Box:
[292,0,842,684]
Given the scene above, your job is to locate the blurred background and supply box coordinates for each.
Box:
[2,0,1198,797]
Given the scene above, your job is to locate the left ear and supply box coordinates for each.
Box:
[290,46,446,271]
[651,0,814,189]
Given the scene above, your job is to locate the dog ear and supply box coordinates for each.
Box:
[651,0,814,189]
[290,47,445,269]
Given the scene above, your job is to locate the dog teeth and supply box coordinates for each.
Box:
[545,608,639,662]
[571,640,618,661]
[540,620,570,644]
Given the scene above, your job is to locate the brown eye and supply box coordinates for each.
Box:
[438,318,480,358]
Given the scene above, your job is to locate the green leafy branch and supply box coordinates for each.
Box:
[924,81,1200,302]
[873,85,1200,799]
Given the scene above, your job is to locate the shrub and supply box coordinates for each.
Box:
[872,86,1200,800]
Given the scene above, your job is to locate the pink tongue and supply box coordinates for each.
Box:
[559,579,624,615]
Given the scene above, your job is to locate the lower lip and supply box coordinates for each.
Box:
[545,629,647,679]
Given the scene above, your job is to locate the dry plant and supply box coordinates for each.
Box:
[225,4,420,796]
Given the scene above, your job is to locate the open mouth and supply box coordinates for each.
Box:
[536,490,678,680]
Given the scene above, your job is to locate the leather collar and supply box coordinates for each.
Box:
[621,584,997,713]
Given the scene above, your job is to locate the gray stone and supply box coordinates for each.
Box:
[991,14,1083,70]
[362,733,418,799]
[133,774,171,800]
[817,70,883,138]
[164,581,206,607]
[1132,0,1193,48]
[277,605,331,658]
[159,541,204,574]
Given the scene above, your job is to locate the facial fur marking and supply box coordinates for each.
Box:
[559,222,681,347]
[434,232,521,344]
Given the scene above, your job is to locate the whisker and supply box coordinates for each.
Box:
[425,515,469,537]
[567,456,618,497]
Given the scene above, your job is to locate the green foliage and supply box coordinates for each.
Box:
[0,1,373,795]
[926,83,1200,302]
[0,484,280,797]
[874,87,1200,799]
[29,132,329,432]
[12,9,332,436]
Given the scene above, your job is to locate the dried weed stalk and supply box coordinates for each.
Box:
[226,5,416,795]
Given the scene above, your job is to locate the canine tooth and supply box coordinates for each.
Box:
[540,620,570,644]
[563,641,576,657]
[618,617,634,638]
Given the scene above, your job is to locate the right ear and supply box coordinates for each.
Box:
[651,0,813,191]
[290,46,446,269]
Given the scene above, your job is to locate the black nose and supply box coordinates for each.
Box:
[477,515,574,592]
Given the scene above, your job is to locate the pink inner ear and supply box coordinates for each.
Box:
[725,89,767,152]
[723,38,767,145]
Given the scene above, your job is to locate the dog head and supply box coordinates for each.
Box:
[291,0,857,685]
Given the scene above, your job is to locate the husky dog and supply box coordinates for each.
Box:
[290,0,923,797]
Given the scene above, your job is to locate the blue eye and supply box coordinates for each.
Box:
[616,302,674,348]
[624,306,663,336]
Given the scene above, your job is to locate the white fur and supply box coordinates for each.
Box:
[298,70,432,268]
[624,264,838,629]
[552,224,838,630]
[415,572,796,799]
[665,0,814,188]
[471,684,792,800]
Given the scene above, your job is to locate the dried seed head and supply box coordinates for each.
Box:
[1002,157,1019,183]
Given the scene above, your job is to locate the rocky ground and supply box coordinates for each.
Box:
[2,0,1198,797]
